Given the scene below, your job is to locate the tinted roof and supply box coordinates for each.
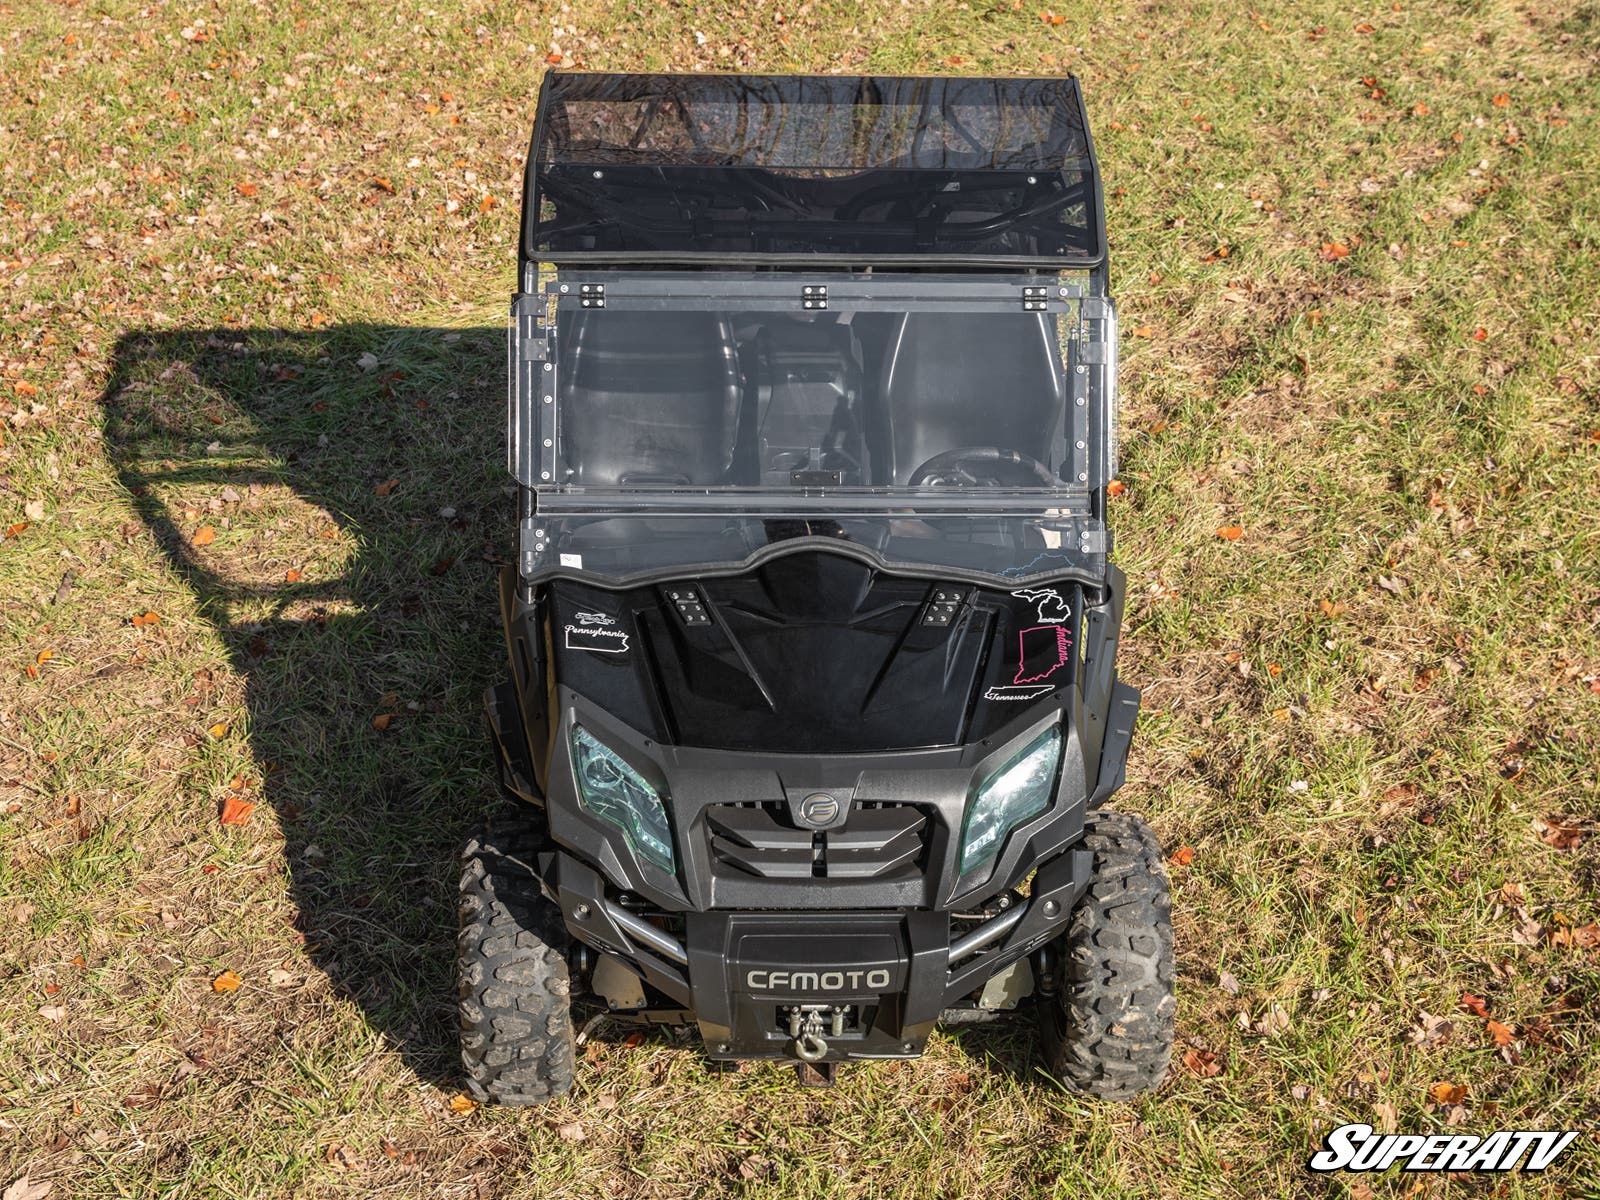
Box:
[524,72,1104,268]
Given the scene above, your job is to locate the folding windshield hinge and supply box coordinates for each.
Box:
[1076,528,1112,555]
[519,335,548,361]
[1022,284,1050,312]
[579,283,605,308]
[802,284,828,310]
[519,518,548,576]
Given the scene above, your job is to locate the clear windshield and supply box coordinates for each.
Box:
[512,272,1116,584]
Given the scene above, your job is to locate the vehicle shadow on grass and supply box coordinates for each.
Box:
[101,324,513,1088]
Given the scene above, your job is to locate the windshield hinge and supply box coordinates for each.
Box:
[579,282,605,308]
[1022,284,1050,312]
[802,284,828,311]
[1076,527,1112,555]
[519,518,548,576]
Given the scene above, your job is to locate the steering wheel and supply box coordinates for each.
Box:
[907,447,1058,489]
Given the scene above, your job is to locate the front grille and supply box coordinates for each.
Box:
[707,802,931,881]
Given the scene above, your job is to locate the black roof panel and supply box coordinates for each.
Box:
[523,72,1105,269]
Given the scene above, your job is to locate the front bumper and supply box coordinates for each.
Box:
[547,844,1091,1060]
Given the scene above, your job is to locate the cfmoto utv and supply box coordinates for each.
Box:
[461,72,1175,1102]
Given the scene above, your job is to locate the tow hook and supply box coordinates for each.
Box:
[786,1005,843,1062]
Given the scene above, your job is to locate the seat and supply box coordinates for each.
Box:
[557,311,742,485]
[864,312,1066,485]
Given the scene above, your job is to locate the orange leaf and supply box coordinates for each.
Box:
[374,478,399,497]
[1267,662,1282,677]
[236,181,258,198]
[546,51,563,64]
[1318,599,1348,619]
[1491,93,1510,107]
[1170,844,1195,866]
[1486,1019,1514,1046]
[208,722,229,740]
[285,569,303,583]
[1412,101,1429,116]
[192,526,216,546]
[1428,1081,1466,1105]
[1182,1048,1222,1077]
[1354,22,1375,33]
[36,649,53,666]
[212,970,242,993]
[24,664,38,679]
[1131,325,1154,338]
[623,1030,646,1049]
[372,713,394,731]
[1319,241,1351,261]
[447,1093,478,1114]
[1039,10,1067,24]
[1106,479,1126,498]
[1470,327,1488,342]
[479,194,495,214]
[6,522,28,538]
[220,795,256,826]
[14,381,39,396]
[1459,992,1491,1018]
[1215,525,1244,540]
[372,176,396,194]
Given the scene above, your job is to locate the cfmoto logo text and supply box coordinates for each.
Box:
[746,969,891,992]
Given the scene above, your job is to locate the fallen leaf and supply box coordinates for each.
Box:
[623,1031,645,1049]
[324,1144,357,1169]
[211,970,242,993]
[1319,241,1352,261]
[1428,1081,1466,1105]
[1491,93,1510,107]
[372,713,394,731]
[1255,1003,1291,1036]
[1170,844,1195,866]
[192,526,216,546]
[285,569,303,583]
[1215,525,1243,540]
[24,499,44,521]
[1217,971,1240,995]
[220,795,256,826]
[1535,815,1583,851]
[35,649,52,666]
[555,1121,586,1142]
[1039,9,1067,24]
[1354,21,1375,33]
[2,1174,53,1200]
[371,176,395,194]
[1318,599,1348,619]
[1131,325,1154,338]
[374,478,399,497]
[1486,1019,1514,1046]
[1470,327,1488,342]
[479,195,495,214]
[1267,662,1282,676]
[1460,993,1491,1017]
[357,351,380,372]
[131,611,162,627]
[37,1005,66,1022]
[447,1093,478,1114]
[5,522,27,538]
[236,181,258,197]
[207,722,229,740]
[1182,1047,1222,1078]
[1106,479,1127,497]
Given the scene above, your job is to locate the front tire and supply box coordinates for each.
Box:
[1038,810,1176,1099]
[457,819,576,1105]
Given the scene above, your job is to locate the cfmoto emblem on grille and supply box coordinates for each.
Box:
[797,793,840,827]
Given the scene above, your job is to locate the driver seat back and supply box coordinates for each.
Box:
[865,312,1066,485]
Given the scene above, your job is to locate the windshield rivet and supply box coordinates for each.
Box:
[535,529,545,537]
[1059,287,1068,297]
[1076,364,1086,374]
[592,169,603,180]
[1079,472,1089,481]
[541,471,551,480]
[543,362,552,372]
[1027,175,1037,185]
[544,394,554,403]
[1076,397,1085,406]
[559,284,570,293]
[1076,440,1086,450]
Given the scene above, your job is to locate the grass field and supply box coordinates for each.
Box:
[3,0,1599,1195]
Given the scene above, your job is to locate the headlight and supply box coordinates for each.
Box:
[959,725,1062,874]
[570,726,674,873]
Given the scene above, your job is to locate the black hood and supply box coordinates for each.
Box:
[547,551,1080,754]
